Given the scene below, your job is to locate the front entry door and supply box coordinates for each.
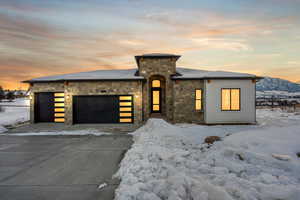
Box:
[151,80,161,113]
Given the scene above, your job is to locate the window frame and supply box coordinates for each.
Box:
[221,88,241,111]
[195,89,203,111]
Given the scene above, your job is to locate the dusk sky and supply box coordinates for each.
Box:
[1,0,300,89]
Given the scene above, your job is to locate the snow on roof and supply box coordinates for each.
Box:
[24,67,259,83]
[174,67,258,79]
[24,69,144,83]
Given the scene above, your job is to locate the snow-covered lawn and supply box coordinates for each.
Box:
[0,98,30,133]
[115,109,300,200]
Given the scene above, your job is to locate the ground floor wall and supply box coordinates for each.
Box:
[29,78,256,128]
[30,81,143,129]
[30,82,65,124]
[204,79,256,124]
[173,80,204,123]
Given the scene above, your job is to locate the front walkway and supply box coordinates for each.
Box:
[0,134,132,200]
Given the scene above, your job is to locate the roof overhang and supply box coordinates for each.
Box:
[171,76,264,80]
[22,78,146,83]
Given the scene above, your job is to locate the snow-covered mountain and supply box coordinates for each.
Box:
[256,77,300,92]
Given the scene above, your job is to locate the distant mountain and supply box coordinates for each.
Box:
[256,77,300,92]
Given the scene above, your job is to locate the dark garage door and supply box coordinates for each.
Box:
[35,93,54,122]
[73,96,119,123]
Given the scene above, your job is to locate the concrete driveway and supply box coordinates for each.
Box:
[0,135,132,200]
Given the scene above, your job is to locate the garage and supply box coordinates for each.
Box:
[35,93,55,122]
[73,95,133,124]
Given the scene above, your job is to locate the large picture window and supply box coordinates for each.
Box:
[195,89,202,111]
[221,88,240,111]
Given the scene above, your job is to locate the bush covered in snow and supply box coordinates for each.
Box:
[114,109,300,200]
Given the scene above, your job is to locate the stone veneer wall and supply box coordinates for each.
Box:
[173,79,205,123]
[30,81,143,126]
[138,58,177,122]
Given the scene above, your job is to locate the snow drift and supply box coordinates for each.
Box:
[115,110,300,200]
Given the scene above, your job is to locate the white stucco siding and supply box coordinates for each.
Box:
[204,79,256,124]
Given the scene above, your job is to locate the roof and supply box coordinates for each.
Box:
[23,67,260,83]
[23,69,144,83]
[174,68,259,79]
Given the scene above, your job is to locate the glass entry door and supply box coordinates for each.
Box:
[151,80,161,113]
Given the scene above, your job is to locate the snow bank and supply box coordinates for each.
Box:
[0,98,30,133]
[115,110,300,200]
[0,98,30,106]
[0,126,7,134]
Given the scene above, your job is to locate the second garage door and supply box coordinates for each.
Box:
[73,95,120,123]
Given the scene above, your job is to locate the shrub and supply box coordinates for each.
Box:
[204,136,221,144]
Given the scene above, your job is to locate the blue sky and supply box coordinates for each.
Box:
[0,0,300,89]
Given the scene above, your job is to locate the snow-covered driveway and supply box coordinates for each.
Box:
[115,109,300,200]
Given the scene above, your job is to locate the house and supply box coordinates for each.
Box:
[23,53,261,129]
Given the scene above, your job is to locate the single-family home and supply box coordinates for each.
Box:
[24,53,261,129]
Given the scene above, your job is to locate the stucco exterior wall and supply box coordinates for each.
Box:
[138,58,176,122]
[204,79,256,124]
[30,81,143,127]
[173,80,204,123]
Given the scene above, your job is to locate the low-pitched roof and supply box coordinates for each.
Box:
[174,67,258,79]
[23,67,260,83]
[23,69,144,83]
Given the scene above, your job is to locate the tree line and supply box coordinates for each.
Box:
[0,86,27,102]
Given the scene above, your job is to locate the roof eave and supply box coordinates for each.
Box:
[23,78,145,83]
[171,76,263,80]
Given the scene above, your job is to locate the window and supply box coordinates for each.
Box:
[119,96,133,123]
[151,79,161,112]
[221,89,240,111]
[195,89,202,110]
[152,80,160,88]
[54,93,65,123]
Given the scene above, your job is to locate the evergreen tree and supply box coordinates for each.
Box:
[6,91,15,102]
[0,86,4,101]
